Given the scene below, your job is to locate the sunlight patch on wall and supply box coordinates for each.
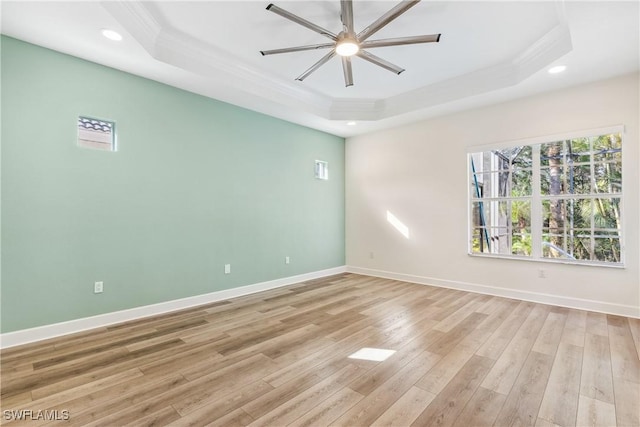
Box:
[386,210,410,239]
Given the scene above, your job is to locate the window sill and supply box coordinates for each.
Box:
[467,252,625,269]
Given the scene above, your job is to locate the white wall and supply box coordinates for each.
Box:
[346,73,640,317]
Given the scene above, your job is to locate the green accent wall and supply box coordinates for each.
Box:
[0,36,345,333]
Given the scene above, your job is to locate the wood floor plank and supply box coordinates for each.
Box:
[532,311,567,356]
[1,343,59,362]
[286,387,363,427]
[535,417,562,427]
[424,292,480,322]
[348,328,443,396]
[325,296,385,316]
[124,322,220,352]
[0,360,35,379]
[173,354,281,415]
[476,301,534,359]
[26,368,144,414]
[576,395,617,427]
[121,405,181,427]
[0,392,33,414]
[493,351,555,427]
[375,305,441,344]
[169,380,273,426]
[415,343,476,395]
[138,342,223,377]
[608,315,640,383]
[410,355,494,427]
[330,351,441,427]
[537,342,583,427]
[255,324,324,360]
[561,309,587,347]
[425,312,488,356]
[370,386,435,427]
[454,386,506,427]
[242,359,354,421]
[1,347,129,399]
[432,298,487,333]
[57,374,189,426]
[481,304,551,395]
[586,311,610,337]
[203,408,254,427]
[246,364,363,427]
[32,370,179,424]
[580,333,615,403]
[1,273,636,427]
[263,329,372,388]
[459,298,520,350]
[4,338,189,402]
[612,376,640,427]
[271,337,336,368]
[628,317,640,361]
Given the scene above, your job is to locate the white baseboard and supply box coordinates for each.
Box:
[346,266,640,319]
[0,266,347,349]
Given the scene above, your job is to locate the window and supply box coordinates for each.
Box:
[77,116,116,151]
[315,160,328,180]
[469,128,623,266]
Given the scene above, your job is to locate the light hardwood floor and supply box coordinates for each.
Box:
[1,273,639,426]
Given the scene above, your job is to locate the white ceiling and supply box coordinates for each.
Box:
[2,1,638,137]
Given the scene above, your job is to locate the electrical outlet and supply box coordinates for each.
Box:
[224,264,231,274]
[94,281,104,293]
[285,256,290,264]
[369,252,374,259]
[538,269,546,279]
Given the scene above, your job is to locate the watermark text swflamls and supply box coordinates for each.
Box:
[3,409,70,421]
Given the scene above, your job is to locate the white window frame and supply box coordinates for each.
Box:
[467,125,625,268]
[315,160,329,180]
[77,116,117,152]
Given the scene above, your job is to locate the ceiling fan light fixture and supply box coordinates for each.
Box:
[335,33,359,57]
[336,40,359,57]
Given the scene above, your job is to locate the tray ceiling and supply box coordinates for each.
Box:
[2,1,638,137]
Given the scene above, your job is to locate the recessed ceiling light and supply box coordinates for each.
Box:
[548,65,566,74]
[347,121,357,126]
[101,29,123,41]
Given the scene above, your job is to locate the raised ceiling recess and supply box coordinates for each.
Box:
[2,1,638,136]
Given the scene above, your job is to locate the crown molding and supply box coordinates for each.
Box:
[154,28,333,117]
[102,1,333,119]
[330,98,384,121]
[382,23,572,119]
[512,24,573,82]
[102,1,573,125]
[100,1,162,55]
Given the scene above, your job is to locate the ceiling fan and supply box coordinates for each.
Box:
[260,0,441,87]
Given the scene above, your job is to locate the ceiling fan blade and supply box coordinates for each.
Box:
[357,50,405,75]
[266,4,337,41]
[296,51,337,81]
[341,56,354,87]
[340,0,354,34]
[357,0,421,42]
[261,43,335,56]
[361,34,441,49]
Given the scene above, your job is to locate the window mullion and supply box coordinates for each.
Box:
[531,144,542,258]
